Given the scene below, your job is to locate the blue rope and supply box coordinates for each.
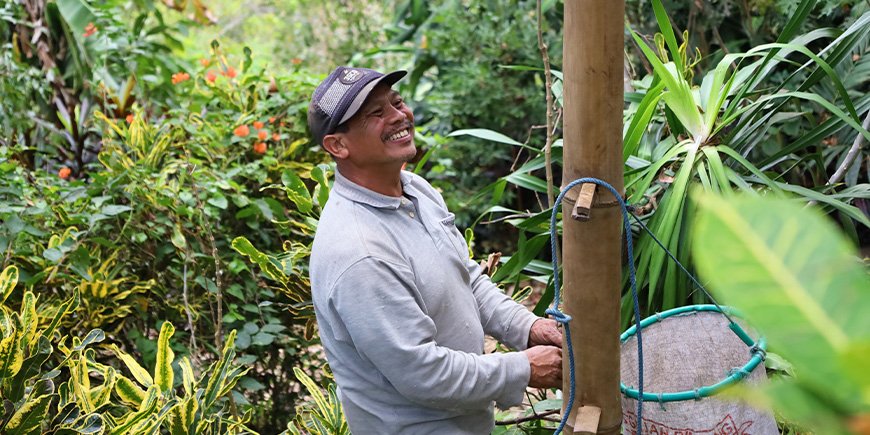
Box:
[546,178,644,434]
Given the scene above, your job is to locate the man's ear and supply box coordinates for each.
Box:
[322,134,349,160]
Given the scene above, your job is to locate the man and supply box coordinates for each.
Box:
[308,66,563,434]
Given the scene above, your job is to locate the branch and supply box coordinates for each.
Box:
[537,0,556,209]
[827,109,870,186]
[495,409,560,425]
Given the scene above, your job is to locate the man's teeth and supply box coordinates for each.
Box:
[388,129,410,141]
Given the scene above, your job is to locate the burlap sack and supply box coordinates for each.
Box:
[620,311,778,434]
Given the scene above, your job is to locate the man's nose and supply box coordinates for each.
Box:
[384,104,407,125]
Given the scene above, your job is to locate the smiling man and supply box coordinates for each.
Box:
[308,66,563,434]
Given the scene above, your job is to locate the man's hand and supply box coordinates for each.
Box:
[528,318,563,348]
[524,345,562,388]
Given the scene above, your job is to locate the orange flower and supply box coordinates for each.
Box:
[258,130,267,140]
[272,133,280,141]
[222,66,237,78]
[291,58,302,65]
[199,58,210,67]
[126,114,134,124]
[268,116,276,123]
[58,167,72,179]
[83,23,97,37]
[206,70,217,83]
[233,125,250,137]
[253,142,267,154]
[253,121,264,130]
[171,72,190,85]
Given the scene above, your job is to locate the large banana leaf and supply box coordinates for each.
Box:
[692,192,870,429]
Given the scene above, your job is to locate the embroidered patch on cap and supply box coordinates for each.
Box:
[339,68,366,85]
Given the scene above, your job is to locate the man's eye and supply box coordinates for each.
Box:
[370,110,383,117]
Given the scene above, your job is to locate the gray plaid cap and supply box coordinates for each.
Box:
[308,66,407,146]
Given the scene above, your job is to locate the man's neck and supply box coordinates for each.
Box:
[336,163,404,197]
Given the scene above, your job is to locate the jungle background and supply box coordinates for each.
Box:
[1,0,868,433]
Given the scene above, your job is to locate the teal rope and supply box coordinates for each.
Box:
[547,178,644,434]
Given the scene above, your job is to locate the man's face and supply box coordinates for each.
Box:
[337,84,416,169]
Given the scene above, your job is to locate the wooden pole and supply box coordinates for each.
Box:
[561,1,624,433]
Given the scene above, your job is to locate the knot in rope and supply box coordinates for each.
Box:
[544,308,572,324]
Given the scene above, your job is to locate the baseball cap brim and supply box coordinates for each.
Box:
[338,70,408,125]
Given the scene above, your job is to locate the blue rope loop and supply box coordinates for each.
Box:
[544,308,572,324]
[548,177,644,435]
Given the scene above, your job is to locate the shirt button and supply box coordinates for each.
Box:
[409,211,415,218]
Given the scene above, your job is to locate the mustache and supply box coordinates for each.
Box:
[383,121,414,138]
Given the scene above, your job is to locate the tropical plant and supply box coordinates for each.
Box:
[434,0,870,330]
[0,266,98,434]
[281,367,349,435]
[692,192,870,434]
[0,264,254,433]
[107,324,255,434]
[1,29,330,430]
[0,0,192,176]
[621,0,870,323]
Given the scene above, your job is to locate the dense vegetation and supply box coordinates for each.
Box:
[1,0,868,433]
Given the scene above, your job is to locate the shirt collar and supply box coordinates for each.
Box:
[332,169,412,210]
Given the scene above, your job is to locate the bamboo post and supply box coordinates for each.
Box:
[561,1,625,433]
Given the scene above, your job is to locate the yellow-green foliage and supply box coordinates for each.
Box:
[282,368,348,435]
[74,253,153,334]
[0,265,256,434]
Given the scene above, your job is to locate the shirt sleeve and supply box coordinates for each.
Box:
[465,256,539,351]
[328,256,530,410]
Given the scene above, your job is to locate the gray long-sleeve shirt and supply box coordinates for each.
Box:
[310,170,539,434]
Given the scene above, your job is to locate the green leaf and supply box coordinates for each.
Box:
[73,329,105,351]
[839,340,870,406]
[155,322,175,394]
[756,380,849,434]
[55,0,97,35]
[207,194,228,210]
[201,330,238,410]
[115,375,147,407]
[491,233,550,282]
[281,170,313,214]
[311,164,331,207]
[0,265,18,305]
[764,352,794,377]
[630,30,706,141]
[43,248,63,263]
[8,336,52,402]
[651,0,683,72]
[111,345,154,388]
[447,128,536,151]
[504,173,548,193]
[623,81,665,161]
[42,289,79,341]
[100,205,132,216]
[109,386,158,435]
[171,225,186,250]
[5,393,54,435]
[251,331,275,346]
[231,237,288,285]
[692,192,870,408]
